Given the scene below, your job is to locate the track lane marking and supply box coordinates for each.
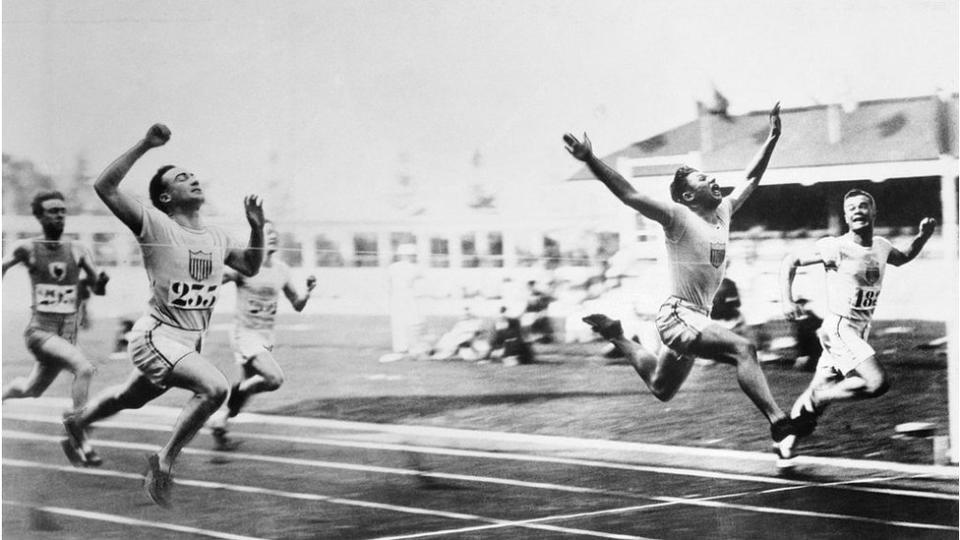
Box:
[2,499,266,540]
[5,412,956,501]
[6,431,957,533]
[3,458,652,540]
[8,398,958,480]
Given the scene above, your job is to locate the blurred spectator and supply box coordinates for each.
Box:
[430,307,492,361]
[490,306,534,366]
[521,280,555,344]
[380,244,428,363]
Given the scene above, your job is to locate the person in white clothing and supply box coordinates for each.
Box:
[776,189,936,464]
[67,124,266,506]
[563,103,809,444]
[209,220,316,450]
[380,243,426,362]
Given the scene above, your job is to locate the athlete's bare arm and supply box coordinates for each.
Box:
[1,243,29,277]
[887,217,937,267]
[94,124,171,234]
[283,275,316,312]
[78,245,110,296]
[728,102,781,214]
[780,249,824,320]
[224,195,265,277]
[563,132,675,225]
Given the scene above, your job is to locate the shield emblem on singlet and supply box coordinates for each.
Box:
[48,262,67,281]
[709,241,726,269]
[864,259,880,285]
[188,250,213,281]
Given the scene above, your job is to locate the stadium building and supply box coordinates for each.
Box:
[2,94,957,321]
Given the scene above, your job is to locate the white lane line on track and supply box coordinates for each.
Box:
[7,431,957,534]
[9,397,958,479]
[2,430,629,497]
[2,499,266,540]
[3,458,653,540]
[6,412,957,501]
[653,496,959,532]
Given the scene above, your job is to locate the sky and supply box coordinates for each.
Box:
[2,0,958,221]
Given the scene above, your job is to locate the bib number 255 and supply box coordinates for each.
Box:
[169,281,219,310]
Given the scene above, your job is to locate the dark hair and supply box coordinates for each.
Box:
[670,165,697,204]
[31,190,65,218]
[843,188,877,211]
[149,165,177,211]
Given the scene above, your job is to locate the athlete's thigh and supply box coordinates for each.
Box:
[247,350,283,381]
[165,352,228,395]
[687,323,746,363]
[35,334,88,371]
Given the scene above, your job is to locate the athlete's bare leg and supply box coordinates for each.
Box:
[3,335,96,411]
[809,356,887,405]
[609,335,695,401]
[687,323,787,424]
[157,353,228,471]
[237,351,284,396]
[75,369,166,426]
[2,362,61,401]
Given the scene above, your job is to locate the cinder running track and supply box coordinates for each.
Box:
[3,398,957,539]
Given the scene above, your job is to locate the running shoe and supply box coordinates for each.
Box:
[61,414,88,467]
[226,384,249,418]
[773,435,797,470]
[211,427,242,452]
[59,439,86,467]
[789,391,821,438]
[83,448,103,467]
[581,314,624,340]
[144,454,172,508]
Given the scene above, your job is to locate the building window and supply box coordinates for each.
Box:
[430,237,450,267]
[391,232,417,262]
[315,235,344,267]
[484,232,503,267]
[353,233,379,267]
[461,233,479,268]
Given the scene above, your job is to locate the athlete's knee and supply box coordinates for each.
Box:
[262,371,284,391]
[734,338,757,361]
[650,384,679,402]
[862,375,889,398]
[75,361,97,381]
[648,376,682,402]
[199,377,229,407]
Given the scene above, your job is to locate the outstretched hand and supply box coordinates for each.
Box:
[563,132,593,162]
[919,217,937,237]
[244,195,266,230]
[769,102,781,139]
[144,124,171,148]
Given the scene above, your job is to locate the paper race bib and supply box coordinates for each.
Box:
[851,287,881,310]
[35,284,78,314]
[168,281,220,310]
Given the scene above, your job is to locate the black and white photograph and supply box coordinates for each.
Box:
[2,1,958,538]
